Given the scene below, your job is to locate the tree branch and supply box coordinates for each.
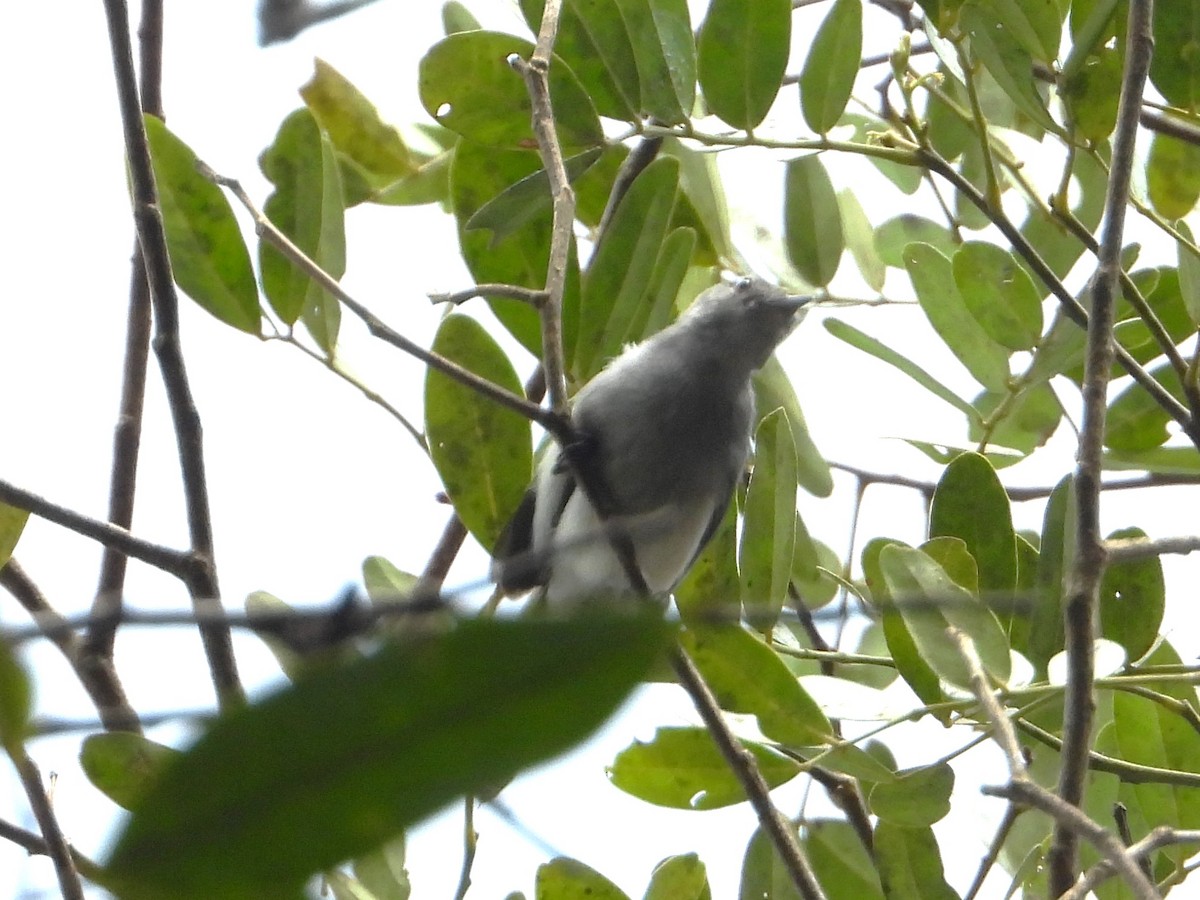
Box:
[10,751,85,900]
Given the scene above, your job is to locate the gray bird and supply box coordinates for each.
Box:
[492,277,811,604]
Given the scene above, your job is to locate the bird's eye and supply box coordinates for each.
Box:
[735,276,753,292]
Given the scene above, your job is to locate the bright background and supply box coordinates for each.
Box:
[3,1,1198,897]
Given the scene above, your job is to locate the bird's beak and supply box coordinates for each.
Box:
[782,294,815,310]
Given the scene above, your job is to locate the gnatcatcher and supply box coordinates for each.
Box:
[492,277,811,604]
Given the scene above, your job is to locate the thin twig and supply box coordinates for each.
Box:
[1105,534,1200,563]
[10,752,85,900]
[453,796,478,900]
[962,804,1022,900]
[1064,826,1200,899]
[671,646,827,899]
[429,284,549,307]
[1052,3,1155,891]
[100,0,243,709]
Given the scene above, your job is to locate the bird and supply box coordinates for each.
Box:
[491,276,811,604]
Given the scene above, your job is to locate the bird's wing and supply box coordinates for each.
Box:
[491,447,577,594]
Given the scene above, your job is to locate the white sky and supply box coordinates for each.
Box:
[3,1,1199,898]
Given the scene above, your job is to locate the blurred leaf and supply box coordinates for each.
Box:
[634,227,695,340]
[791,537,840,609]
[868,763,954,826]
[143,115,260,334]
[353,835,411,900]
[961,3,1061,134]
[645,854,710,900]
[952,241,1043,350]
[905,242,1011,392]
[929,452,1017,596]
[968,383,1061,455]
[698,0,791,130]
[1100,527,1164,662]
[823,319,978,420]
[753,356,833,498]
[953,141,997,231]
[1108,268,1196,375]
[681,624,833,745]
[613,0,696,124]
[1151,2,1200,109]
[0,639,31,751]
[1147,131,1200,219]
[0,503,29,570]
[784,155,843,286]
[875,215,957,268]
[799,0,862,134]
[418,32,602,150]
[465,148,603,242]
[81,734,178,811]
[840,113,923,194]
[1006,533,1039,653]
[300,60,415,190]
[259,108,345,351]
[610,726,800,810]
[1062,39,1122,141]
[1104,446,1200,474]
[1021,149,1107,288]
[1176,221,1200,325]
[104,613,669,899]
[873,822,958,900]
[740,409,799,627]
[903,440,1024,470]
[662,137,735,264]
[361,557,418,606]
[879,544,1012,687]
[373,148,453,207]
[520,0,641,121]
[425,315,533,551]
[536,858,630,900]
[803,820,886,900]
[839,190,885,293]
[1105,361,1186,452]
[442,1,480,34]
[576,157,679,379]
[1028,476,1072,676]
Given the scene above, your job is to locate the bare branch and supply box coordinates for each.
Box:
[429,284,549,307]
[1106,534,1200,563]
[1065,826,1200,899]
[10,752,85,900]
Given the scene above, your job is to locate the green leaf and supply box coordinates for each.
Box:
[868,764,955,826]
[519,0,641,121]
[905,242,1011,392]
[300,59,415,191]
[1104,445,1200,475]
[442,1,481,34]
[823,318,979,421]
[143,115,260,334]
[611,0,696,124]
[929,452,1017,597]
[1105,361,1186,452]
[875,215,958,268]
[661,137,735,264]
[863,539,947,712]
[784,156,843,286]
[0,503,29,570]
[536,858,631,900]
[418,32,602,150]
[799,0,863,133]
[425,315,533,551]
[952,241,1043,350]
[968,383,1061,455]
[610,726,800,810]
[739,409,798,627]
[697,0,791,130]
[1151,2,1200,109]
[80,734,179,811]
[839,189,885,293]
[873,822,958,900]
[576,157,679,379]
[879,544,1012,687]
[465,148,603,242]
[1147,131,1200,219]
[352,835,411,900]
[361,557,418,606]
[1021,149,1107,288]
[644,854,710,900]
[680,624,833,746]
[372,147,453,207]
[1100,527,1165,662]
[0,639,31,751]
[1061,35,1122,141]
[259,108,345,352]
[104,613,668,900]
[634,227,695,341]
[674,503,740,620]
[802,820,885,900]
[1176,222,1200,325]
[752,357,833,498]
[961,2,1061,134]
[1028,476,1072,676]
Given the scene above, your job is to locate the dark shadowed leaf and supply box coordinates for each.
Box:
[0,639,31,751]
[1028,476,1072,676]
[873,822,958,900]
[610,726,800,809]
[1100,526,1165,662]
[143,115,260,334]
[784,156,843,286]
[929,452,1017,597]
[1150,2,1200,109]
[799,0,863,134]
[805,820,885,899]
[1105,361,1186,452]
[674,503,740,619]
[465,148,603,242]
[611,0,696,124]
[868,763,954,826]
[418,32,602,150]
[425,315,533,551]
[698,0,790,131]
[104,613,668,899]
